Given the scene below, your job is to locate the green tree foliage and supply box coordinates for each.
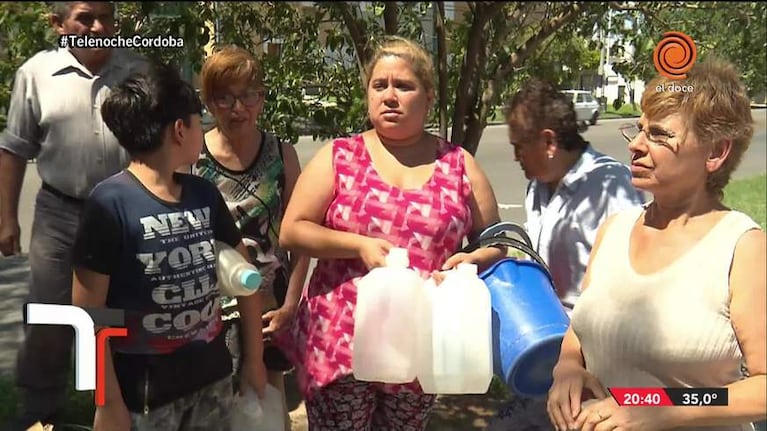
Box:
[442,3,609,153]
[523,35,602,92]
[0,2,55,126]
[609,2,766,101]
[1,2,762,152]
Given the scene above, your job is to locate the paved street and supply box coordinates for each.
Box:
[8,111,767,258]
[292,112,767,226]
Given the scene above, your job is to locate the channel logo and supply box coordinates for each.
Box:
[653,31,697,80]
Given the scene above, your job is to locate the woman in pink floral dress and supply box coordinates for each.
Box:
[277,36,505,430]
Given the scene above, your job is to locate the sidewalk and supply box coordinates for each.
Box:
[0,254,28,378]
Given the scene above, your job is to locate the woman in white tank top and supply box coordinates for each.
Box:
[546,58,766,431]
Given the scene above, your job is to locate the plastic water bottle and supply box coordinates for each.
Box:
[353,247,425,383]
[215,240,263,297]
[418,263,493,394]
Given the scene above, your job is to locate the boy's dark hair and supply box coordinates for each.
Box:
[101,61,202,156]
[505,79,588,152]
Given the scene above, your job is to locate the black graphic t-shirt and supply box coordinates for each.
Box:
[73,170,242,355]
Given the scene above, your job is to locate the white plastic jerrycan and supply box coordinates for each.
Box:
[215,240,263,297]
[418,262,493,394]
[353,247,426,383]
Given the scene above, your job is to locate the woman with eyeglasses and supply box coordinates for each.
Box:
[193,44,310,430]
[546,58,766,431]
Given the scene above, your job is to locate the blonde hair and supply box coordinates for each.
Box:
[200,45,264,104]
[641,57,754,196]
[364,36,435,95]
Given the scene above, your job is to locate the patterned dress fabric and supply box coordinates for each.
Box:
[193,132,294,372]
[193,131,289,311]
[276,133,474,400]
[304,375,438,431]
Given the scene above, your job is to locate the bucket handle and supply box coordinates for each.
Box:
[477,222,534,249]
[463,222,554,286]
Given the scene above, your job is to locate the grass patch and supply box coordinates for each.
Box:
[0,372,95,427]
[724,173,767,229]
[489,105,506,122]
[602,104,642,119]
[486,375,512,400]
[0,376,20,422]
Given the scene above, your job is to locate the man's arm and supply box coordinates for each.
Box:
[0,150,26,255]
[0,64,43,256]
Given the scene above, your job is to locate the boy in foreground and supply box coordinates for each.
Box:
[71,61,267,430]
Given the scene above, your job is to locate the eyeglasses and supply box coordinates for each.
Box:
[620,122,676,146]
[212,90,265,109]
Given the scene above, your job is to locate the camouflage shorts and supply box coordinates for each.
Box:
[129,377,233,431]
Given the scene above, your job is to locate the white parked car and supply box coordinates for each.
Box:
[562,90,600,125]
[302,85,337,108]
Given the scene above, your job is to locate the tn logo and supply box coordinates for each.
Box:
[24,304,128,406]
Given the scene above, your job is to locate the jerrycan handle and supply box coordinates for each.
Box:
[384,247,410,268]
[456,262,478,275]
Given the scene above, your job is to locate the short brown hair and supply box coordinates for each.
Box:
[505,79,588,152]
[641,57,754,196]
[200,45,264,105]
[364,36,434,96]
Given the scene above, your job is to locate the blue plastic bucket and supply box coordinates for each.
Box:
[480,257,569,397]
[464,222,570,398]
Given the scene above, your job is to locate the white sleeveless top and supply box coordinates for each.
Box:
[571,207,760,431]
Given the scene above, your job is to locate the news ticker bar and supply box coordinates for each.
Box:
[609,387,728,407]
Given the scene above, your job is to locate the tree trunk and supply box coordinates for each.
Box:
[450,3,501,150]
[460,3,589,155]
[334,3,372,89]
[462,22,492,155]
[433,1,448,139]
[383,2,398,35]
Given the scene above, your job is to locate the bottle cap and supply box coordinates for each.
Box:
[456,262,478,275]
[385,247,409,267]
[239,269,263,290]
